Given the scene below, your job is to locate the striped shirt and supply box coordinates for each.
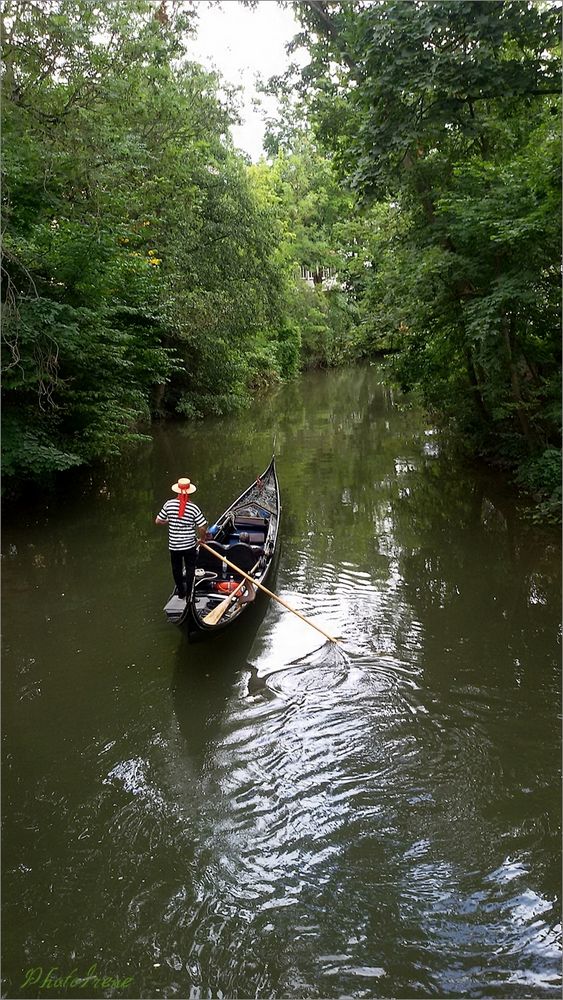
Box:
[157,499,207,551]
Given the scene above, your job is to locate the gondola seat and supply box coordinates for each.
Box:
[227,542,263,580]
[196,541,230,573]
[233,515,268,545]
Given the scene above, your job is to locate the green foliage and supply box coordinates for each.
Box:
[1,415,82,480]
[250,134,359,369]
[1,0,307,489]
[287,0,562,519]
[274,324,301,380]
[4,0,559,526]
[294,0,561,199]
[515,448,562,524]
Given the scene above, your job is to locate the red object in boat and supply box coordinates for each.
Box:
[213,580,239,594]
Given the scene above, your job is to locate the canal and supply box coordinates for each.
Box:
[2,365,561,998]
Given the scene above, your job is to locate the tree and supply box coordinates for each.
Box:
[252,130,360,368]
[1,0,292,488]
[287,0,562,516]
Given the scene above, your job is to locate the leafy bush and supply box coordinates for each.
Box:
[516,448,562,523]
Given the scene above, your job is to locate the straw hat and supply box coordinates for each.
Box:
[171,477,197,495]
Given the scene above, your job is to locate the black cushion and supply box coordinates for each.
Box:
[235,516,268,529]
[196,541,229,573]
[227,543,262,579]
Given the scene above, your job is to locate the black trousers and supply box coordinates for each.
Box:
[170,547,198,599]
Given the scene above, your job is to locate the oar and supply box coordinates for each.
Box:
[199,542,339,644]
[202,557,261,626]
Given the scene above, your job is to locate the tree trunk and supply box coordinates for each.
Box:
[465,348,490,424]
[502,313,535,449]
[152,382,167,416]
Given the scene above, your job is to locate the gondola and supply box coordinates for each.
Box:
[163,456,281,642]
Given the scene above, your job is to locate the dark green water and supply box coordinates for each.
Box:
[2,365,561,999]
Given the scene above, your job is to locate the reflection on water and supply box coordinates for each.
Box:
[2,365,561,998]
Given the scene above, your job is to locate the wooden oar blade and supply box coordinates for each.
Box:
[202,595,233,626]
[201,555,262,627]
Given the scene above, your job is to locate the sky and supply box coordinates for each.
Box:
[187,1,306,160]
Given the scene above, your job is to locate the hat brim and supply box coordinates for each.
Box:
[171,483,197,494]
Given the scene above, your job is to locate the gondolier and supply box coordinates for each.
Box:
[155,477,207,600]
